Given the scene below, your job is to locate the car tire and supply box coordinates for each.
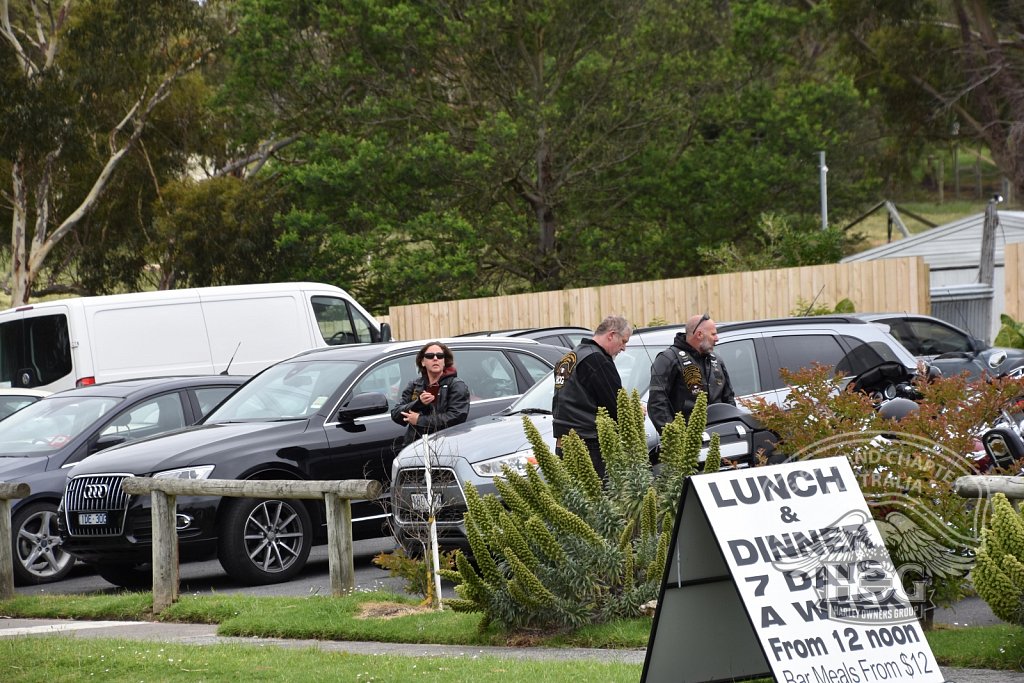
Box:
[12,501,75,585]
[217,497,312,585]
[94,563,152,589]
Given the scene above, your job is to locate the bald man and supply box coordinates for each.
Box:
[647,313,735,434]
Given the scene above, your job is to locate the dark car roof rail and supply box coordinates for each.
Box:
[717,316,869,332]
[634,316,868,337]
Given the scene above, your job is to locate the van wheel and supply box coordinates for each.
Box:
[217,498,312,585]
[94,563,152,589]
[12,502,75,585]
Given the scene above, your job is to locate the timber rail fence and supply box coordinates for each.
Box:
[0,482,30,600]
[119,477,382,613]
[954,475,1024,506]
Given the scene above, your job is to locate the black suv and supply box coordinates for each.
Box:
[0,375,245,585]
[58,338,565,587]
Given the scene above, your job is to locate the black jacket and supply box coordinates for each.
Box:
[390,369,471,446]
[647,332,735,433]
[551,338,622,441]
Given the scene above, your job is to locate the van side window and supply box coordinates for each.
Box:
[312,296,375,346]
[0,314,72,388]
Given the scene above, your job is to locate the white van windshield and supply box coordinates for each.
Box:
[207,359,361,422]
[0,313,73,388]
[0,396,118,454]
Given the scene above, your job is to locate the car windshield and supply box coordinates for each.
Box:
[206,359,362,422]
[0,396,119,454]
[507,342,660,413]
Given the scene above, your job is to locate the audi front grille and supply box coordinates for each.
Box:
[64,474,133,536]
[393,467,467,525]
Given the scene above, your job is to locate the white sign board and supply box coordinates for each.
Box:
[642,456,945,683]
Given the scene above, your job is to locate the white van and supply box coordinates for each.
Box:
[0,282,391,392]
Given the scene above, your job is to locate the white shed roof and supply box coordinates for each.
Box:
[841,210,1024,270]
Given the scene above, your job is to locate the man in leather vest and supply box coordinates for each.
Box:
[648,313,735,434]
[551,315,631,477]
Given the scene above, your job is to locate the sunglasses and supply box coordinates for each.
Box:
[693,312,710,334]
[422,352,446,360]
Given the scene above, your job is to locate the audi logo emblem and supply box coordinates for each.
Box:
[82,484,109,499]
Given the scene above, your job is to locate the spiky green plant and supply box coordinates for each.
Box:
[446,390,708,630]
[974,493,1024,624]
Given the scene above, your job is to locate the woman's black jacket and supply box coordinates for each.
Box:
[390,370,471,446]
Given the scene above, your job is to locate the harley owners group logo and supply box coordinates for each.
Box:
[777,431,986,625]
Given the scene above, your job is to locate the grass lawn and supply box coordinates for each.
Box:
[1,591,1023,674]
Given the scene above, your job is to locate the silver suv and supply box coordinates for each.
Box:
[389,317,918,553]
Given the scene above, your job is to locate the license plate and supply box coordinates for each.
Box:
[78,512,108,525]
[410,493,431,513]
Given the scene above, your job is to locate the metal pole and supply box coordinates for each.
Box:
[819,151,828,230]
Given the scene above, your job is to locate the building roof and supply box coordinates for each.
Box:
[841,210,1024,270]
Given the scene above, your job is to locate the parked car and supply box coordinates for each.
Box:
[391,316,919,552]
[0,375,245,585]
[854,312,1024,380]
[457,326,592,350]
[58,338,566,588]
[0,388,50,420]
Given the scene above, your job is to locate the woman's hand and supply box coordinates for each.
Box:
[401,410,420,426]
[419,391,436,406]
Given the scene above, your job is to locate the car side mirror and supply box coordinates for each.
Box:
[89,435,126,455]
[377,323,392,343]
[337,392,388,423]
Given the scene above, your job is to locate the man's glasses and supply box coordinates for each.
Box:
[423,352,446,360]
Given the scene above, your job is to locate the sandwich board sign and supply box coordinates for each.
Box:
[641,456,944,683]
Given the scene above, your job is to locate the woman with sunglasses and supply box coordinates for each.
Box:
[647,312,736,435]
[391,341,471,446]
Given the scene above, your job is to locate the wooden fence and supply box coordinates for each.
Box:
[384,257,931,339]
[119,477,381,613]
[0,482,29,600]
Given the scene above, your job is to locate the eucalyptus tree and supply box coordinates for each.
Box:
[0,0,223,304]
[223,1,884,306]
[808,0,1024,196]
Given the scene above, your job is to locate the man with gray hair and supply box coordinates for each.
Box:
[551,315,632,477]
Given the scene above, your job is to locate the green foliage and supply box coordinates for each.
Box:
[994,314,1024,349]
[790,296,857,317]
[974,493,1024,625]
[745,364,1024,606]
[447,390,710,631]
[699,213,856,275]
[372,547,457,599]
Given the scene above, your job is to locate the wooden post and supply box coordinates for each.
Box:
[0,482,30,601]
[324,493,354,596]
[118,477,381,610]
[151,490,179,613]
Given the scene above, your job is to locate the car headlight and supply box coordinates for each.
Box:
[471,450,537,478]
[153,465,215,480]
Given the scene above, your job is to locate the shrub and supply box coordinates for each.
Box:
[974,492,1024,625]
[994,313,1024,349]
[744,364,1024,606]
[443,390,716,631]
